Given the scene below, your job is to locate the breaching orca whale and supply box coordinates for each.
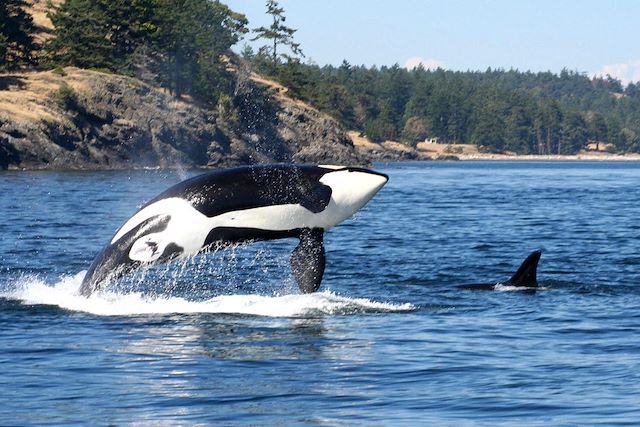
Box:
[458,250,541,291]
[79,164,388,297]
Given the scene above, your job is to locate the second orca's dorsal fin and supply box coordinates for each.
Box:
[503,250,541,287]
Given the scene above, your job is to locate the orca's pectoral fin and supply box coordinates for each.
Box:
[504,250,542,287]
[290,228,326,293]
[300,184,332,213]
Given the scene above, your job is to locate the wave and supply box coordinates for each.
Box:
[0,273,415,317]
[493,283,546,292]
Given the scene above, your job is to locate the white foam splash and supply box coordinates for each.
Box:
[493,283,539,292]
[1,273,414,317]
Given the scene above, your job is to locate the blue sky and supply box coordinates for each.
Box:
[223,0,640,84]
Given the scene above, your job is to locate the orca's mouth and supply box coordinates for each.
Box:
[345,167,389,182]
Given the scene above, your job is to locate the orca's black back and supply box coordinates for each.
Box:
[457,250,542,291]
[147,165,333,217]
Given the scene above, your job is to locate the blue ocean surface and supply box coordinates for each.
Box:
[1,161,640,425]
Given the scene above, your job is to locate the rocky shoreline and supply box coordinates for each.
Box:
[0,68,366,171]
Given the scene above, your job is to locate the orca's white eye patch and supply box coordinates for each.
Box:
[130,235,164,262]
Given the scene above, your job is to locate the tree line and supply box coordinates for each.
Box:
[248,58,640,154]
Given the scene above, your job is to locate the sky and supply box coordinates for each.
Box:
[222,0,640,84]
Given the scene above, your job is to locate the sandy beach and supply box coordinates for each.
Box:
[348,131,640,161]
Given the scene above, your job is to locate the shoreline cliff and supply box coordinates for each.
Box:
[0,67,367,171]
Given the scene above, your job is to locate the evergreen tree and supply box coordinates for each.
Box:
[543,101,563,154]
[401,116,429,145]
[365,101,396,142]
[0,34,7,70]
[560,111,588,154]
[0,0,37,69]
[47,0,117,69]
[46,0,247,104]
[403,77,433,125]
[619,127,639,152]
[504,105,534,153]
[532,103,547,154]
[99,0,156,63]
[625,82,640,98]
[470,106,505,152]
[587,112,608,146]
[47,0,158,70]
[150,0,247,102]
[251,0,303,74]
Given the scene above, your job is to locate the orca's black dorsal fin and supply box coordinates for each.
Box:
[290,228,326,293]
[503,250,541,287]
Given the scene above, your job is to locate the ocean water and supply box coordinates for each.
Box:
[1,161,640,425]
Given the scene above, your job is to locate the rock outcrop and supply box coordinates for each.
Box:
[0,68,365,170]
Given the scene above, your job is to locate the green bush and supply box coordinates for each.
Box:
[54,83,79,111]
[51,66,67,76]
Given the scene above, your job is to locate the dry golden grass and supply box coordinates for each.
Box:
[347,131,379,150]
[416,141,479,156]
[0,72,60,123]
[248,72,321,112]
[0,68,99,124]
[0,67,200,126]
[250,73,289,95]
[349,131,475,158]
[25,0,61,43]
